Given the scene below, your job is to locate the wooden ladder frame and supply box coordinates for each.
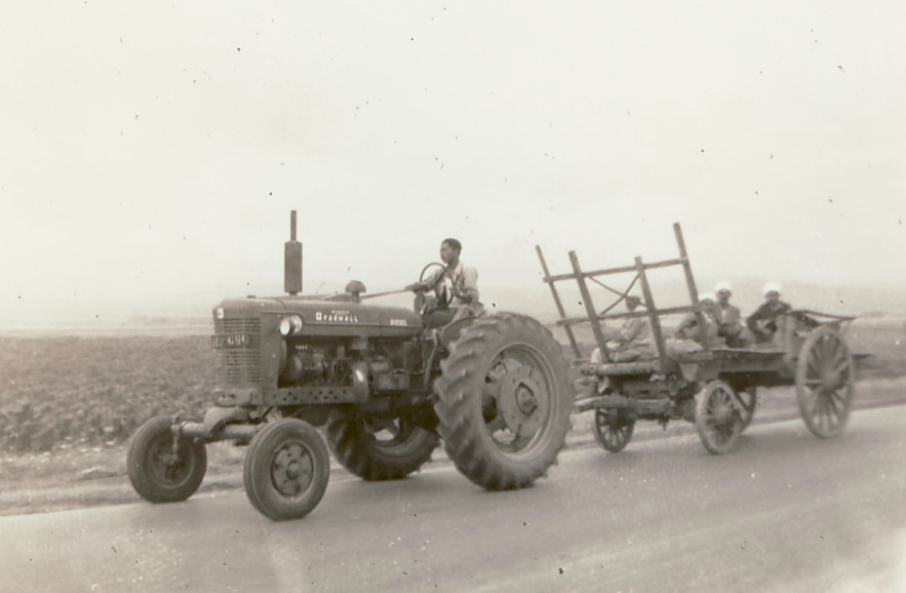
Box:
[536,223,708,374]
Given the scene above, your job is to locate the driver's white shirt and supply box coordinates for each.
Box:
[426,261,480,309]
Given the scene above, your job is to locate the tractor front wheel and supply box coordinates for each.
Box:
[243,419,330,521]
[127,416,207,503]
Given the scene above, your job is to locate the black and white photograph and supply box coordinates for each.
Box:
[1,2,905,591]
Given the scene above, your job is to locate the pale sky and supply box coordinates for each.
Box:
[2,1,905,325]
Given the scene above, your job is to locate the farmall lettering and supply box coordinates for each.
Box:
[315,310,360,324]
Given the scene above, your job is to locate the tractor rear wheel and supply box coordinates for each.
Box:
[326,414,438,481]
[434,314,572,491]
[127,416,207,503]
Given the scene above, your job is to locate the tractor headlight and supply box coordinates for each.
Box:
[214,307,225,320]
[279,314,304,336]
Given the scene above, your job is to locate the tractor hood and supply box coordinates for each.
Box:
[213,295,423,339]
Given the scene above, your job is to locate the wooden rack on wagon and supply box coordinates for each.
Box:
[535,223,861,455]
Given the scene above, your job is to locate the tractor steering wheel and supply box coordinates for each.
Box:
[418,262,447,291]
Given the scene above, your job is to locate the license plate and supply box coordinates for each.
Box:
[211,334,251,348]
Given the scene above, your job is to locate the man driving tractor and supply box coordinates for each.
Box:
[408,238,485,327]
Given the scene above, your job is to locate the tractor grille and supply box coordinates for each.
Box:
[214,318,262,385]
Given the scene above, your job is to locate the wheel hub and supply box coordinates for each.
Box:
[496,363,547,436]
[820,369,845,391]
[152,440,191,482]
[285,461,304,480]
[515,385,538,415]
[272,444,313,496]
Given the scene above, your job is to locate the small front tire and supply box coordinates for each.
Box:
[243,419,330,521]
[127,416,207,503]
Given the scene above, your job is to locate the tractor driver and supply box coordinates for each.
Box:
[408,238,484,327]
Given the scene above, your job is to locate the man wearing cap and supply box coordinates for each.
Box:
[746,282,791,345]
[408,238,484,327]
[714,282,744,348]
[591,295,655,363]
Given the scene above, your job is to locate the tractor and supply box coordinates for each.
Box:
[127,212,572,520]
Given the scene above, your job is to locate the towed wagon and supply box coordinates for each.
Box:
[537,224,867,455]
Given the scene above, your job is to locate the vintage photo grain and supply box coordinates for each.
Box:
[2,2,905,591]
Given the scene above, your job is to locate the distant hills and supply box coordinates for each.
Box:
[2,276,903,334]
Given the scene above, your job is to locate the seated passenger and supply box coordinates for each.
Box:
[674,293,722,348]
[591,295,655,363]
[408,238,485,328]
[714,281,745,348]
[746,282,792,345]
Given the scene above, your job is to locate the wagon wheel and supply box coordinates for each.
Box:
[592,408,635,453]
[695,380,744,455]
[735,388,757,432]
[796,326,855,438]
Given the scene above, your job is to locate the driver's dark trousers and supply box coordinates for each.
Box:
[422,308,456,328]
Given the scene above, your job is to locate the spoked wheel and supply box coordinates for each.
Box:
[695,380,744,455]
[326,414,438,481]
[735,388,758,432]
[592,408,635,453]
[244,419,330,521]
[127,416,207,503]
[434,314,573,490]
[796,326,855,438]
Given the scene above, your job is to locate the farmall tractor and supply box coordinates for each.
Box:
[127,213,573,520]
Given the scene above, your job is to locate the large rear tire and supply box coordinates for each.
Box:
[243,419,330,521]
[127,416,207,503]
[434,314,572,490]
[326,414,438,481]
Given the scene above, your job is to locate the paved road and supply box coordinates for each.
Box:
[2,406,904,593]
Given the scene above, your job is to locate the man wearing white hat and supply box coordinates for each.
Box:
[746,282,791,345]
[714,281,744,347]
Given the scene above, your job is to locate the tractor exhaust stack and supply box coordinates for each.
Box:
[284,210,303,295]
